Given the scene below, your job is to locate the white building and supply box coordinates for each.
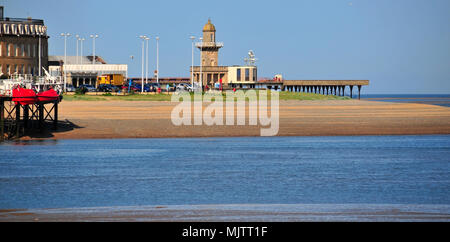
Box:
[48,56,127,87]
[227,65,257,88]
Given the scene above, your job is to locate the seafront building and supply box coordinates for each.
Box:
[191,19,258,88]
[48,56,127,87]
[0,6,48,77]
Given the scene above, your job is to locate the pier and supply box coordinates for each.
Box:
[0,96,62,141]
[282,80,370,99]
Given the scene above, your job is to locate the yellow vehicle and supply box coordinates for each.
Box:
[96,74,125,86]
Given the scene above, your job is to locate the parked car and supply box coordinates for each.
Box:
[122,84,140,92]
[176,83,189,92]
[147,83,161,92]
[187,83,201,92]
[78,84,97,92]
[66,84,76,92]
[98,84,120,92]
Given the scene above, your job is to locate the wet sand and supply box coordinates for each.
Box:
[25,99,450,140]
[1,204,449,222]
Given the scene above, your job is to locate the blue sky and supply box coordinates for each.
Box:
[4,0,450,93]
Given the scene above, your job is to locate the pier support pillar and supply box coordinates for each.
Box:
[358,85,362,100]
[53,101,58,130]
[39,103,44,132]
[15,104,21,139]
[350,86,354,99]
[0,99,4,142]
[23,105,29,129]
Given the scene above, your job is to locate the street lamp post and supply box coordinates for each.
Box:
[139,35,147,93]
[190,36,195,89]
[60,32,71,92]
[156,36,159,85]
[80,38,85,64]
[145,37,149,86]
[90,34,99,64]
[199,37,203,92]
[38,33,42,76]
[75,35,79,64]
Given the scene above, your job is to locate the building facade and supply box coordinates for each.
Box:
[227,65,257,88]
[0,7,48,77]
[49,56,127,87]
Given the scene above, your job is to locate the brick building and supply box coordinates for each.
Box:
[0,6,48,77]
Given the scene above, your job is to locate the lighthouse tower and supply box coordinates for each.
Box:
[198,19,223,66]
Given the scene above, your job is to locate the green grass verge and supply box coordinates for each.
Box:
[63,91,350,102]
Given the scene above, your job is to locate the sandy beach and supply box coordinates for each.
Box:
[22,99,450,140]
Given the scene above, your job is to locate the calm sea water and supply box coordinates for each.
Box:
[361,94,450,107]
[0,135,449,209]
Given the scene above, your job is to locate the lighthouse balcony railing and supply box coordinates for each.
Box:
[195,42,224,48]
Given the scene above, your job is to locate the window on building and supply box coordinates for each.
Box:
[8,44,12,56]
[253,68,257,81]
[21,44,25,56]
[237,68,241,81]
[33,44,36,57]
[28,44,31,57]
[16,44,19,56]
[245,69,250,81]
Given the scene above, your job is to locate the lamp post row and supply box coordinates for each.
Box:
[138,35,160,93]
[60,33,204,93]
[60,33,94,92]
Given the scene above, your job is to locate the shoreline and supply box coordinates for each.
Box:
[14,133,450,142]
[6,99,450,140]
